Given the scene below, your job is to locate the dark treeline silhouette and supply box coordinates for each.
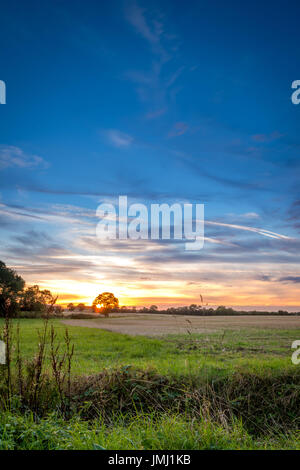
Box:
[114,305,300,316]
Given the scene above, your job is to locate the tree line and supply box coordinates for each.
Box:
[0,261,61,317]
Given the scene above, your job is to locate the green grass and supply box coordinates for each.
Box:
[3,319,299,378]
[0,411,299,450]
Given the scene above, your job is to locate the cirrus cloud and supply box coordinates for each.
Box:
[102,129,134,148]
[0,145,48,170]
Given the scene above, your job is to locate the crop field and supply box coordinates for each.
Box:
[0,316,300,450]
[62,313,300,336]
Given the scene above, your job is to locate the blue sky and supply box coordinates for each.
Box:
[0,0,300,308]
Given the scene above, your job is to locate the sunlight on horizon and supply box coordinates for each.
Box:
[34,277,300,309]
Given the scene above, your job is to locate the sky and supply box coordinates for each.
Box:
[0,0,300,309]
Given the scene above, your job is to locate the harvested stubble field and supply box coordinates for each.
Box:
[62,313,300,336]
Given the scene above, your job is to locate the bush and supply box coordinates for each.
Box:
[67,313,98,319]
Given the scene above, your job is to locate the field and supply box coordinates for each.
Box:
[63,313,300,335]
[1,316,300,450]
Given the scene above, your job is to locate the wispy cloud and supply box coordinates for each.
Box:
[0,146,48,170]
[279,276,300,284]
[251,131,283,143]
[125,2,168,60]
[226,212,260,220]
[102,129,134,148]
[241,212,260,219]
[168,122,189,138]
[124,2,183,116]
[145,107,167,119]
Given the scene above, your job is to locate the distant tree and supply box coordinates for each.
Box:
[166,307,176,313]
[20,285,52,312]
[0,261,25,317]
[67,303,75,311]
[77,303,85,312]
[189,304,198,312]
[19,285,57,315]
[140,307,149,313]
[216,306,227,315]
[149,305,158,312]
[92,292,119,317]
[54,305,63,314]
[20,285,41,312]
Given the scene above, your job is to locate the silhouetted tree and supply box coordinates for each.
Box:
[140,307,149,313]
[149,305,158,312]
[189,304,198,312]
[92,292,119,317]
[0,261,25,317]
[19,285,56,313]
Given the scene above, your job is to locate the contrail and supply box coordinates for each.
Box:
[206,220,292,240]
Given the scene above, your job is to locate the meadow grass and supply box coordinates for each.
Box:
[0,411,299,450]
[3,319,298,378]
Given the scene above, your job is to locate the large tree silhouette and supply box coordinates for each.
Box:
[92,292,119,317]
[0,261,25,317]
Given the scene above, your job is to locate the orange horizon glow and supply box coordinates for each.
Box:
[20,262,300,311]
[39,284,300,310]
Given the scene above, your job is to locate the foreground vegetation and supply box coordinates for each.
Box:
[1,412,299,450]
[0,319,299,450]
